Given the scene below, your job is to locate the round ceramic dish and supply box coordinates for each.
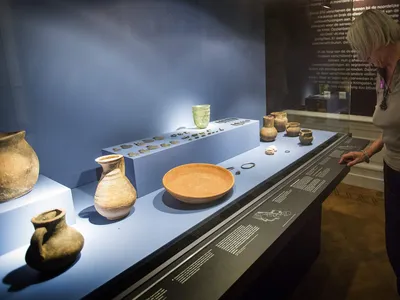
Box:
[162,163,234,204]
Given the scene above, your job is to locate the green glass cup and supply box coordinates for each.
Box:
[192,105,210,129]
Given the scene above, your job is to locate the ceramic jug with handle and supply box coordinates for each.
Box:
[271,112,288,132]
[25,209,84,273]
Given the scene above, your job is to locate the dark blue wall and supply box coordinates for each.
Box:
[0,0,266,188]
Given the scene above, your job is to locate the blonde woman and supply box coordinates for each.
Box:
[340,9,400,294]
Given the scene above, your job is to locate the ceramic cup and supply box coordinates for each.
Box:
[192,105,211,129]
[192,104,210,111]
[286,122,301,137]
[299,129,313,145]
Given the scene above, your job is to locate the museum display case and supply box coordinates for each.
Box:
[0,114,368,300]
[0,0,376,299]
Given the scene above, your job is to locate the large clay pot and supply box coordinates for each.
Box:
[25,209,84,273]
[0,131,39,202]
[299,129,313,145]
[271,112,288,132]
[94,154,137,220]
[286,122,301,137]
[260,115,278,142]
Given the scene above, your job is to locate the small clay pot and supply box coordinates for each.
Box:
[260,115,278,142]
[271,112,288,132]
[286,122,301,137]
[299,129,313,145]
[25,209,84,273]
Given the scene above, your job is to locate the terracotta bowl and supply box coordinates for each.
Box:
[162,163,235,204]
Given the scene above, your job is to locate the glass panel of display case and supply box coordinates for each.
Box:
[265,0,398,133]
[265,0,358,135]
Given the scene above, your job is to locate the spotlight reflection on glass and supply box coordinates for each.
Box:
[322,0,331,9]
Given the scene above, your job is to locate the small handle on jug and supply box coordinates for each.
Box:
[31,227,47,258]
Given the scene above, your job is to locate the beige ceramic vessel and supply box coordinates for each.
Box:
[286,122,301,137]
[271,112,288,132]
[0,131,39,202]
[163,163,234,204]
[94,154,137,220]
[299,129,314,145]
[260,115,278,142]
[25,209,84,273]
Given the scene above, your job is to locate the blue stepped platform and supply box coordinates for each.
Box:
[102,118,260,197]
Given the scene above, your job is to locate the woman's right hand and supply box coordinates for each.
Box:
[339,151,365,167]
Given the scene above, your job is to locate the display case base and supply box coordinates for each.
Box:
[0,175,75,256]
[103,118,260,197]
[231,202,322,300]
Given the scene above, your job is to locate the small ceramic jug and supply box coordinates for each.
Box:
[274,112,288,132]
[0,131,39,202]
[286,122,301,137]
[299,129,313,145]
[25,209,84,273]
[94,154,137,220]
[260,115,278,142]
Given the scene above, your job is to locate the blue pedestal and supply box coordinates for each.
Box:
[103,118,260,197]
[0,175,75,256]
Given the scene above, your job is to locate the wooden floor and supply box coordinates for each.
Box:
[290,183,399,300]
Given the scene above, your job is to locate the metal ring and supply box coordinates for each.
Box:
[241,162,255,169]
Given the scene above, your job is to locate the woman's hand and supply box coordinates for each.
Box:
[339,134,383,167]
[339,151,365,167]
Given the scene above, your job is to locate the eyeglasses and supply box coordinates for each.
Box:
[380,87,389,110]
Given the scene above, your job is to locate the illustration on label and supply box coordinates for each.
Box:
[252,210,291,223]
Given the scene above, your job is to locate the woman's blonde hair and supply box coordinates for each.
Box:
[347,9,400,60]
